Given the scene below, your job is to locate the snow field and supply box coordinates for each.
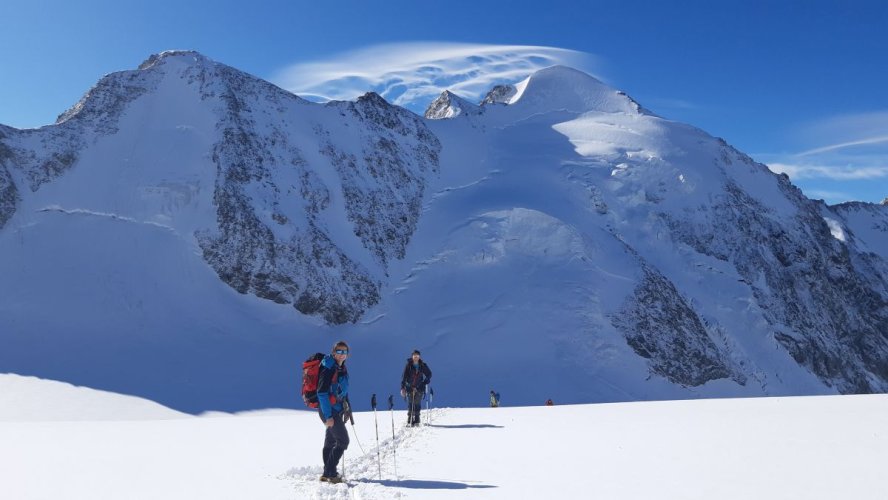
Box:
[2,378,885,500]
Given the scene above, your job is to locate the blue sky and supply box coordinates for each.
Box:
[1,0,886,204]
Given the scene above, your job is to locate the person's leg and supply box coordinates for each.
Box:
[325,413,350,477]
[322,425,336,477]
[320,410,334,478]
[411,394,422,425]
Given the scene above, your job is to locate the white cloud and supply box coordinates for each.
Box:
[269,42,597,113]
[797,135,888,156]
[806,189,854,203]
[796,111,888,145]
[766,162,888,180]
[764,111,888,187]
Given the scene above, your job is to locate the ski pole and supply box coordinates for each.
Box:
[371,394,382,480]
[388,394,398,479]
[429,387,434,424]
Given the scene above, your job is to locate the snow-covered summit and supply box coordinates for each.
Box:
[137,49,211,70]
[505,65,645,115]
[424,90,482,119]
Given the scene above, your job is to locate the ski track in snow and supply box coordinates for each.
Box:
[285,408,448,499]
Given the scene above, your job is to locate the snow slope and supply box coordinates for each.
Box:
[0,374,186,421]
[1,378,885,499]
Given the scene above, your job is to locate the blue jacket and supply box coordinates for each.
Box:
[317,354,349,421]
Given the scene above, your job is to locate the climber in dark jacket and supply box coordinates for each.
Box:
[400,349,432,426]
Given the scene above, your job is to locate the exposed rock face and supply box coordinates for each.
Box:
[662,154,888,393]
[480,84,517,105]
[424,91,482,119]
[170,57,442,324]
[0,66,157,228]
[0,51,441,324]
[612,264,742,387]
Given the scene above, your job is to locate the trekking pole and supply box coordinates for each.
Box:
[413,389,429,426]
[371,394,382,480]
[429,387,434,424]
[388,395,398,479]
[408,389,414,427]
[343,397,366,454]
[403,388,410,427]
[424,385,430,426]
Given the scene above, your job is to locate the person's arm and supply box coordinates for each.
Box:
[317,358,336,421]
[337,368,349,399]
[400,362,410,396]
[401,362,411,389]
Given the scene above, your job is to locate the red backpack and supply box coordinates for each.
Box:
[301,353,338,408]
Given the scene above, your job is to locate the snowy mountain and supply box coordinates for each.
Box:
[1,51,886,412]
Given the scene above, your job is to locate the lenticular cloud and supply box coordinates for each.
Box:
[271,42,597,113]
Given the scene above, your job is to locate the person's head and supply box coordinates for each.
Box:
[411,349,421,363]
[332,340,350,365]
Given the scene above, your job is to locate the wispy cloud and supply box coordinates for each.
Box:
[269,42,597,114]
[805,189,854,202]
[794,111,888,146]
[767,162,888,180]
[763,110,888,189]
[797,135,888,156]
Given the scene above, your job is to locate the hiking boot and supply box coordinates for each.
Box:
[320,475,344,484]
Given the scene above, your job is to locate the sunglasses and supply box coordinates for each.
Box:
[334,349,349,355]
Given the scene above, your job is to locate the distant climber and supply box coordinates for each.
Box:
[401,349,432,426]
[490,390,500,407]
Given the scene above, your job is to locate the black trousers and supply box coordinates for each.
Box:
[407,390,422,425]
[319,410,349,477]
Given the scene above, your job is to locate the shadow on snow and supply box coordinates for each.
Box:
[359,479,497,490]
[427,424,504,429]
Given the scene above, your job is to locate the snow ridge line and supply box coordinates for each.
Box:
[36,205,176,232]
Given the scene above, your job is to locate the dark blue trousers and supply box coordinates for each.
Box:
[318,410,349,477]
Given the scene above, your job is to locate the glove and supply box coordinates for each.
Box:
[340,399,353,424]
[400,388,406,398]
